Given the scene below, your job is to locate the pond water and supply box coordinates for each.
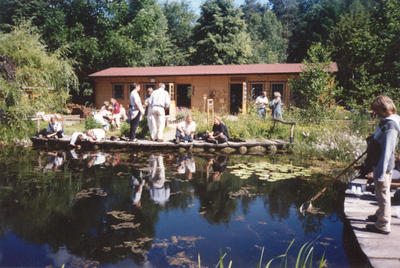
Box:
[0,148,366,267]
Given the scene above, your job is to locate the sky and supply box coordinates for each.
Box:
[167,0,247,14]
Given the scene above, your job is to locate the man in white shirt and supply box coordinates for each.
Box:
[87,128,106,141]
[69,132,88,148]
[175,115,196,143]
[129,83,145,141]
[255,91,269,119]
[149,83,170,142]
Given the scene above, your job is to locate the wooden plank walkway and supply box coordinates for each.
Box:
[344,178,400,268]
[31,136,290,154]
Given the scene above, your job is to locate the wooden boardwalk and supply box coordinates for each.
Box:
[31,136,290,154]
[344,178,400,268]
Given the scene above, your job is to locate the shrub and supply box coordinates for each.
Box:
[120,117,150,138]
[84,116,102,130]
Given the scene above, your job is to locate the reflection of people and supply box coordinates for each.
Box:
[149,83,170,142]
[87,152,107,168]
[255,91,269,119]
[44,152,65,171]
[364,96,400,235]
[131,171,145,208]
[45,117,64,139]
[129,83,145,142]
[270,91,282,119]
[206,116,229,144]
[148,154,170,205]
[206,155,229,181]
[177,155,196,179]
[175,115,196,143]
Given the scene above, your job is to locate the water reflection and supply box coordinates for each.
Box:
[0,149,355,267]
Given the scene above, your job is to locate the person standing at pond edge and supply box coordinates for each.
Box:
[255,91,269,119]
[270,91,282,120]
[129,83,145,142]
[365,95,400,234]
[149,83,170,142]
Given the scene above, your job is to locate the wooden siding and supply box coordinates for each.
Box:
[93,74,297,113]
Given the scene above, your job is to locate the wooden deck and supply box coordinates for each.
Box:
[31,136,290,154]
[344,178,400,268]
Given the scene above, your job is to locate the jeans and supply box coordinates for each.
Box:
[130,111,141,139]
[257,108,266,118]
[176,130,193,142]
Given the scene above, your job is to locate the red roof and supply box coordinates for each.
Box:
[89,63,338,77]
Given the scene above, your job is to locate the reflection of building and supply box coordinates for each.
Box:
[89,63,338,114]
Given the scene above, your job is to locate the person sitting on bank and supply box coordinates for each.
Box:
[255,91,269,119]
[206,116,229,144]
[270,91,283,120]
[45,116,64,139]
[93,109,111,132]
[175,115,196,143]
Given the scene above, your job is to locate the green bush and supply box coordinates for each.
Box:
[84,116,103,130]
[120,117,150,138]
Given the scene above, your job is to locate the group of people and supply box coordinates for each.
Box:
[255,90,283,120]
[128,83,170,142]
[94,98,127,131]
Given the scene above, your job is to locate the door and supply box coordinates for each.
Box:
[230,84,243,114]
[177,84,191,108]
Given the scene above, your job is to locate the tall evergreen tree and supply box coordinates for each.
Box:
[192,0,252,65]
[162,0,197,65]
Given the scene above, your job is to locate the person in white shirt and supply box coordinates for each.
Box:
[255,91,269,119]
[149,83,170,142]
[129,83,145,142]
[86,128,106,141]
[45,116,64,138]
[175,115,196,143]
[93,110,111,131]
[69,132,88,148]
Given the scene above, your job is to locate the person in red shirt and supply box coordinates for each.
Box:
[110,98,121,129]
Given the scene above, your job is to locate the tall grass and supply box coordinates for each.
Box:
[197,240,327,268]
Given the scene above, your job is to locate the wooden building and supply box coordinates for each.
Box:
[89,63,338,115]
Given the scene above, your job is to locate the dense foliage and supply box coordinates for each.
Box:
[0,22,77,141]
[0,0,398,111]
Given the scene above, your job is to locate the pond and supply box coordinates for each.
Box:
[0,148,366,267]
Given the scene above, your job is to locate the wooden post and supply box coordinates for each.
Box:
[242,82,247,114]
[207,99,214,128]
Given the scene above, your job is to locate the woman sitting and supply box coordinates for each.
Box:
[206,116,229,144]
[175,115,196,143]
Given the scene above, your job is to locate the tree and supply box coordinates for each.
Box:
[289,43,340,121]
[329,0,400,108]
[162,0,197,65]
[192,0,252,65]
[247,10,286,63]
[0,22,77,141]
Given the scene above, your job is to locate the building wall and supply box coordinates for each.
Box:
[93,74,297,113]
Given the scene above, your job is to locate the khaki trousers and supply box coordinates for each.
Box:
[150,106,165,140]
[374,172,393,232]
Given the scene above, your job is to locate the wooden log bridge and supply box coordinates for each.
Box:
[344,178,400,268]
[30,136,291,154]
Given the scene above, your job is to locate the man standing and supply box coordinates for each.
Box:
[129,83,145,142]
[365,95,400,234]
[255,91,269,119]
[149,83,170,142]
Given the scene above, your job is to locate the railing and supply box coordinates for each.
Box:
[273,119,296,143]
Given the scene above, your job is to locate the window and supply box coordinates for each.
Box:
[270,82,285,99]
[113,84,124,100]
[250,83,264,100]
